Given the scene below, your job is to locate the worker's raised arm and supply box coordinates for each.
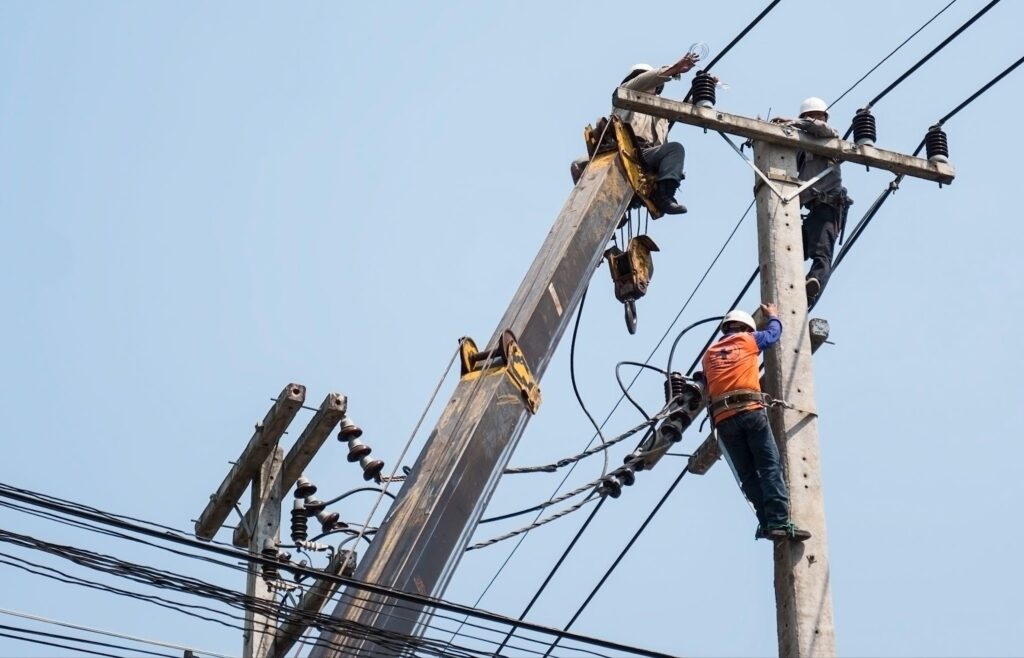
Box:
[754,302,782,352]
[620,52,700,94]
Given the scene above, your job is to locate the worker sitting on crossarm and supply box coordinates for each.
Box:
[701,304,811,542]
[571,51,702,215]
[772,97,853,305]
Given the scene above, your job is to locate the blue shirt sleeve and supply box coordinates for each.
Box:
[754,316,782,351]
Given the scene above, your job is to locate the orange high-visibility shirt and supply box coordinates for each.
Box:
[702,332,764,423]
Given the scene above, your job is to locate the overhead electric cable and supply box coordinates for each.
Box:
[828,0,958,111]
[842,0,1001,138]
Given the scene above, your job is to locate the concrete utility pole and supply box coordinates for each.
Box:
[193,386,348,658]
[612,87,954,657]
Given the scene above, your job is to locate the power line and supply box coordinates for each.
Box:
[842,0,1002,138]
[0,481,674,658]
[834,53,1024,270]
[0,606,233,658]
[828,0,959,111]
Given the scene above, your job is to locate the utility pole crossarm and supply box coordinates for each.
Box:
[233,393,348,546]
[195,384,306,541]
[612,88,955,184]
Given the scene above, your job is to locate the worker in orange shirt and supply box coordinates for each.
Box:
[701,303,811,542]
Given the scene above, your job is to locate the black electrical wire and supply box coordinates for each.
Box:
[686,266,760,375]
[702,0,782,74]
[0,481,673,658]
[842,0,1001,139]
[666,316,726,375]
[493,497,607,656]
[828,0,959,112]
[0,628,129,658]
[936,52,1024,125]
[0,622,175,658]
[834,53,1024,272]
[541,467,693,658]
[568,285,611,473]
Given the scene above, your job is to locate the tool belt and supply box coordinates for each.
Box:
[709,389,767,416]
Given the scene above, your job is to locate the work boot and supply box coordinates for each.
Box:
[767,522,812,542]
[805,277,821,304]
[754,524,767,540]
[652,179,687,216]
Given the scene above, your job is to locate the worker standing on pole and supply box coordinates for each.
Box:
[772,98,852,305]
[702,304,812,542]
[572,50,703,215]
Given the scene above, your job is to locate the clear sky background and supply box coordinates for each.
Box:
[1,1,1022,657]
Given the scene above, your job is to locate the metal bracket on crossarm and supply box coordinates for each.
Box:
[718,132,835,204]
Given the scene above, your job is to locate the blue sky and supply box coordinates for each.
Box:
[1,1,1022,656]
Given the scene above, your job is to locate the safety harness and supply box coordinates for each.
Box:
[709,388,795,417]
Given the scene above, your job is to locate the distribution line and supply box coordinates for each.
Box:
[0,606,234,658]
[842,0,1001,138]
[828,0,959,111]
[0,481,674,658]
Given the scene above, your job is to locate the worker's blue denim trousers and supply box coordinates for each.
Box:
[716,408,790,528]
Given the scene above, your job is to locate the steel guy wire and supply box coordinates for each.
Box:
[342,343,460,575]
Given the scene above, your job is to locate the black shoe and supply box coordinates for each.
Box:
[754,524,767,540]
[805,277,821,304]
[652,180,687,216]
[767,522,812,542]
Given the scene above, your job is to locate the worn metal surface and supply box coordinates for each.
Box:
[234,393,347,546]
[754,143,836,657]
[612,88,956,184]
[195,384,305,541]
[310,152,635,657]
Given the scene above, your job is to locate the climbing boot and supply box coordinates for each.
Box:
[767,522,812,542]
[652,179,687,216]
[805,277,821,304]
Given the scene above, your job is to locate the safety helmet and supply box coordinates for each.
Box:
[721,310,756,332]
[630,63,655,73]
[799,97,829,119]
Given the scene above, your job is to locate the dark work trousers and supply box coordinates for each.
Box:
[716,408,790,528]
[640,141,685,182]
[802,202,840,294]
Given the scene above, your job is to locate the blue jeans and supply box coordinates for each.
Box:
[717,408,790,527]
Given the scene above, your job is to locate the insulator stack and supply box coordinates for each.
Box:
[598,474,623,499]
[338,417,363,441]
[664,371,688,403]
[316,510,346,534]
[925,124,949,163]
[290,501,308,542]
[261,542,279,581]
[690,71,716,108]
[852,108,877,146]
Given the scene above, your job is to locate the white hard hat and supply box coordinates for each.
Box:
[799,97,829,118]
[722,310,756,332]
[630,63,655,73]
